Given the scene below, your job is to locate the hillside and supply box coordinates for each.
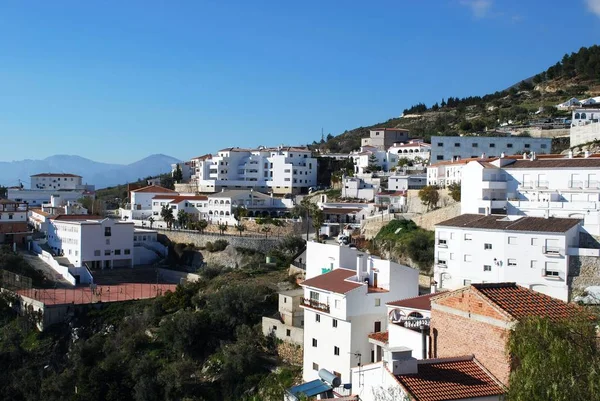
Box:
[0,154,180,189]
[315,45,600,154]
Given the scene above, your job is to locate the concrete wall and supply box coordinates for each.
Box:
[32,242,76,285]
[571,123,600,147]
[157,229,283,254]
[431,135,551,162]
[262,317,304,345]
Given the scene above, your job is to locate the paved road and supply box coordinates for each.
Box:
[19,251,73,288]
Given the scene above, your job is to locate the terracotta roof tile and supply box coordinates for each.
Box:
[152,195,178,200]
[169,195,208,203]
[503,158,600,169]
[387,292,443,311]
[472,283,581,321]
[131,185,177,194]
[395,357,505,401]
[31,173,82,177]
[436,214,581,233]
[368,331,389,344]
[52,214,103,221]
[301,268,362,294]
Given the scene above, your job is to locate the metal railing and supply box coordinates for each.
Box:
[393,317,431,331]
[569,180,584,189]
[300,297,330,313]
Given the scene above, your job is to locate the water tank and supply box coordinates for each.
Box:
[318,369,341,387]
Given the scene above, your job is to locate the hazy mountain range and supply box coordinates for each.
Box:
[0,154,180,189]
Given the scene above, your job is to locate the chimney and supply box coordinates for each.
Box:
[389,350,418,375]
[500,152,505,158]
[485,207,490,216]
[481,153,486,159]
[356,254,365,282]
[523,153,527,160]
[568,150,573,159]
[585,150,590,158]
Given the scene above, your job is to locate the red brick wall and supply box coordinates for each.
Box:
[0,222,28,234]
[431,290,512,385]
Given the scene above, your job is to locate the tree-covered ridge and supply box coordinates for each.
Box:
[313,45,600,154]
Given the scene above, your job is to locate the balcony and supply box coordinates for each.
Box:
[393,317,431,333]
[519,181,549,190]
[437,241,448,248]
[300,297,330,313]
[569,180,584,189]
[481,179,507,190]
[509,200,598,210]
[478,199,507,210]
[542,246,563,256]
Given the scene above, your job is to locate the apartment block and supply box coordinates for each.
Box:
[430,135,551,162]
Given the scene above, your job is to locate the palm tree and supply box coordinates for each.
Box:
[177,211,190,229]
[235,222,246,236]
[160,205,175,229]
[261,225,271,238]
[217,222,228,235]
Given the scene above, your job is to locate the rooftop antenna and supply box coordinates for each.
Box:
[349,351,363,386]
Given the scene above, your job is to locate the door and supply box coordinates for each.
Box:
[374,321,381,333]
[373,272,378,288]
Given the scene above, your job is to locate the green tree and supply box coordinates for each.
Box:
[397,157,413,168]
[234,206,247,221]
[0,186,6,199]
[177,211,190,229]
[260,225,271,239]
[234,222,246,236]
[448,182,461,202]
[418,185,440,211]
[196,219,208,234]
[310,207,325,240]
[172,164,183,183]
[508,313,600,401]
[161,205,175,228]
[366,154,381,173]
[218,222,228,235]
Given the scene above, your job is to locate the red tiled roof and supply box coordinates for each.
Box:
[301,268,362,294]
[131,185,177,194]
[169,195,208,203]
[472,283,580,321]
[368,331,389,344]
[152,195,178,200]
[387,292,443,311]
[51,214,103,221]
[31,173,81,177]
[192,153,212,161]
[30,208,51,217]
[395,357,505,401]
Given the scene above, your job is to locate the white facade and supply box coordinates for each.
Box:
[301,243,419,385]
[30,173,83,190]
[388,174,426,191]
[388,140,430,163]
[8,188,88,208]
[434,214,581,301]
[341,176,379,201]
[350,148,399,175]
[556,97,581,110]
[427,160,469,187]
[262,289,305,346]
[47,216,135,269]
[460,155,600,235]
[191,146,317,194]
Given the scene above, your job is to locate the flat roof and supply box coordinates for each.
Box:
[436,214,581,233]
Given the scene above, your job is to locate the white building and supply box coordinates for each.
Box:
[47,215,135,269]
[30,173,84,190]
[361,128,410,150]
[301,242,419,385]
[350,148,398,175]
[434,214,582,301]
[8,187,91,209]
[556,97,581,110]
[388,140,430,163]
[427,158,476,187]
[262,289,305,346]
[341,176,379,201]
[460,154,600,235]
[190,146,317,194]
[121,185,178,222]
[388,174,427,190]
[570,108,600,147]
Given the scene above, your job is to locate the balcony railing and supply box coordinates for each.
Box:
[394,317,431,332]
[300,297,330,313]
[542,246,563,256]
[569,180,584,189]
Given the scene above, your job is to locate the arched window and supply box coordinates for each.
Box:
[581,113,587,119]
[220,211,224,215]
[575,113,580,119]
[225,211,230,215]
[408,311,424,319]
[208,210,213,215]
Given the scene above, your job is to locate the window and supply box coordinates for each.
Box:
[531,238,539,246]
[508,236,517,245]
[454,143,461,147]
[436,155,443,160]
[312,338,318,347]
[106,239,110,245]
[310,291,319,301]
[315,314,320,323]
[105,250,111,256]
[489,143,496,148]
[104,227,111,237]
[437,142,444,147]
[114,249,121,256]
[438,239,447,246]
[375,298,381,307]
[313,362,319,371]
[524,144,530,149]
[8,214,13,220]
[449,253,455,260]
[541,144,547,149]
[374,321,381,332]
[272,325,277,331]
[283,297,287,303]
[334,346,340,356]
[483,265,492,272]
[484,243,492,250]
[334,299,340,308]
[530,260,538,268]
[464,254,472,262]
[464,279,472,286]
[544,262,560,277]
[94,250,100,256]
[507,143,513,148]
[508,259,517,266]
[286,329,291,337]
[124,249,131,255]
[472,143,478,148]
[464,233,472,241]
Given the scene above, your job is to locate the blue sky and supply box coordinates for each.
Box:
[0,0,598,164]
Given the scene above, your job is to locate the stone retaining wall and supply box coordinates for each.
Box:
[276,341,303,366]
[568,256,600,299]
[410,203,461,232]
[157,229,283,254]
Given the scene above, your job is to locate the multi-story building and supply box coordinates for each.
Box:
[388,140,430,163]
[341,176,379,201]
[388,173,426,190]
[47,215,135,269]
[121,185,178,222]
[434,213,583,301]
[430,135,551,163]
[190,146,317,194]
[30,173,83,190]
[460,154,600,235]
[350,147,398,175]
[262,289,305,346]
[300,243,418,384]
[430,282,580,386]
[427,157,475,187]
[361,128,410,150]
[0,199,29,246]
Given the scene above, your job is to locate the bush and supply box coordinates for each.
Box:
[205,240,228,253]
